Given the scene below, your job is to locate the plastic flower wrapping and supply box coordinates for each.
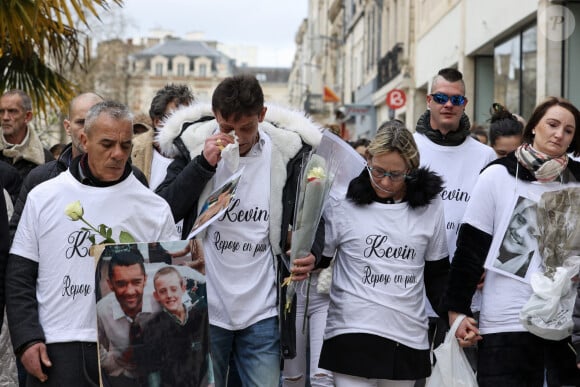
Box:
[536,187,580,279]
[283,152,338,316]
[519,187,580,340]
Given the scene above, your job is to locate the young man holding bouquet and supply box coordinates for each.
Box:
[156,74,325,387]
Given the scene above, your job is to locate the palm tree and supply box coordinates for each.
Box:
[0,0,123,115]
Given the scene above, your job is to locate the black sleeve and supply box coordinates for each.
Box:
[311,216,326,268]
[131,165,149,187]
[441,223,492,316]
[0,160,22,205]
[5,254,46,354]
[43,148,55,163]
[424,257,450,318]
[155,155,215,227]
[0,183,9,330]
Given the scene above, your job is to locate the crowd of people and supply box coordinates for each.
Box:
[0,68,579,387]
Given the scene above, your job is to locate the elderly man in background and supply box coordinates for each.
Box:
[0,90,53,201]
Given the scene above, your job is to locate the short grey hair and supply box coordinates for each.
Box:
[84,100,133,136]
[2,90,32,112]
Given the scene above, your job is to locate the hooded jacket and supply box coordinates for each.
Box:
[155,103,325,358]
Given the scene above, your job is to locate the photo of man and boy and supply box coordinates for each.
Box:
[95,242,211,387]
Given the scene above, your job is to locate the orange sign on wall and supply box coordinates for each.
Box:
[323,86,341,103]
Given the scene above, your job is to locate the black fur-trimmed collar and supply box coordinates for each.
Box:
[485,152,580,182]
[347,166,443,209]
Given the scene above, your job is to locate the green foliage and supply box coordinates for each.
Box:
[0,0,123,115]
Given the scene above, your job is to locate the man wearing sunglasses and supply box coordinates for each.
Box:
[413,68,496,376]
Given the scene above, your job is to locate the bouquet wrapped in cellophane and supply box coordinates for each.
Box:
[520,187,580,340]
[536,187,580,278]
[283,151,337,316]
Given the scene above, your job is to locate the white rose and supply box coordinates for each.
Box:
[65,200,84,221]
[307,166,326,181]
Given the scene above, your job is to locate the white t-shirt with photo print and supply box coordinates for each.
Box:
[461,164,580,335]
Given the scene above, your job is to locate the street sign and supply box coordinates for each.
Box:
[343,104,372,116]
[386,89,406,110]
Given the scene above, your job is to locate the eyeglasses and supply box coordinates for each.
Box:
[430,93,466,106]
[366,166,407,182]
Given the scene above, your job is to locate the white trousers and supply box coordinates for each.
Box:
[334,372,415,387]
[282,272,334,387]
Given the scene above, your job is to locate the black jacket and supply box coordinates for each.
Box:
[0,160,22,205]
[0,147,53,181]
[9,143,149,241]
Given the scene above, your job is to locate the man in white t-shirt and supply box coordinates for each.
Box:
[156,75,325,387]
[414,68,496,373]
[6,101,178,387]
[415,68,496,259]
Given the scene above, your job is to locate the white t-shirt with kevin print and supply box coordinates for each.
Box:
[10,170,179,344]
[204,131,277,330]
[322,196,448,350]
[415,134,496,315]
[413,134,496,258]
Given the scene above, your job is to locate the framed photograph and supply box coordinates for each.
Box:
[187,167,244,240]
[94,241,211,386]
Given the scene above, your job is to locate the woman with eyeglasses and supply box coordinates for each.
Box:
[442,97,580,386]
[318,120,450,387]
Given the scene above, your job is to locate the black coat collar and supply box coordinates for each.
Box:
[347,166,443,209]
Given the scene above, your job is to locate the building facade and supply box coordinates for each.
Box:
[94,36,291,117]
[293,0,580,140]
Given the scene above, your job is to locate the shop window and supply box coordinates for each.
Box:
[493,24,537,120]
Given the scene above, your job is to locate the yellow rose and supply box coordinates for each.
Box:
[307,166,326,181]
[65,200,84,221]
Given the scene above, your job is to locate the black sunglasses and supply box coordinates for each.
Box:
[430,93,466,106]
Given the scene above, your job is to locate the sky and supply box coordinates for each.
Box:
[112,0,308,67]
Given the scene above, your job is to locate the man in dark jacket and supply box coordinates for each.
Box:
[156,74,324,387]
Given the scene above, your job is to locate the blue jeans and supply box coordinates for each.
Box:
[210,316,280,387]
